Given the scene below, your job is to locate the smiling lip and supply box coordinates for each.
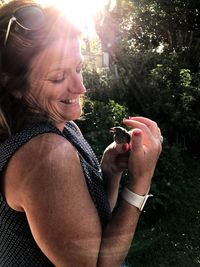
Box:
[60,98,79,104]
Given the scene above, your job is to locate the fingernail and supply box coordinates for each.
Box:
[133,131,141,136]
[129,117,135,120]
[123,117,129,121]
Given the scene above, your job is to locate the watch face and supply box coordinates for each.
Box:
[140,194,153,211]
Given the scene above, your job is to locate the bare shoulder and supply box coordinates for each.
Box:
[14,132,80,188]
[16,132,76,162]
[4,132,79,210]
[5,133,102,266]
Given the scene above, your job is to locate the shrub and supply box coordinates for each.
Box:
[77,98,128,158]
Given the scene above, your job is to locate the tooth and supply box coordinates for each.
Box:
[61,99,78,104]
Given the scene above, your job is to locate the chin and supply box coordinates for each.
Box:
[64,108,82,122]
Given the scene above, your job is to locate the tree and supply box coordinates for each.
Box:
[92,0,200,151]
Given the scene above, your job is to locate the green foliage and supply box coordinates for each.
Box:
[119,0,200,68]
[148,142,185,216]
[77,98,128,158]
[125,156,200,267]
[83,46,200,153]
[180,69,192,88]
[145,59,200,152]
[82,65,130,102]
[81,0,200,265]
[89,39,102,54]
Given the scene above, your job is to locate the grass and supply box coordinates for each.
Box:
[125,155,200,267]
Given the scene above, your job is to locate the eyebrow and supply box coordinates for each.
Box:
[48,61,84,73]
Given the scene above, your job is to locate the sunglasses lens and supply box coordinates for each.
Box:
[15,6,46,30]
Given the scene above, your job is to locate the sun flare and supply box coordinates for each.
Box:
[37,0,116,39]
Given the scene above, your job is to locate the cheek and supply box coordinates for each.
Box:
[28,81,55,103]
[39,93,57,109]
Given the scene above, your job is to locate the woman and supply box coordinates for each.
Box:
[0,0,162,266]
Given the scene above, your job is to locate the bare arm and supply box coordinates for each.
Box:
[7,116,161,267]
[98,200,140,267]
[98,117,162,266]
[9,134,102,267]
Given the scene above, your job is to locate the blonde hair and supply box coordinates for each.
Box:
[0,0,80,141]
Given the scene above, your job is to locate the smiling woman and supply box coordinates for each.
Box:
[0,1,162,267]
[27,37,86,130]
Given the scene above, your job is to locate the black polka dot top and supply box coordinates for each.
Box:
[0,120,111,266]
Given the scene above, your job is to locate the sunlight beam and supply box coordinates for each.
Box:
[37,0,116,39]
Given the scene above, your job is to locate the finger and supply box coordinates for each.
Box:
[157,127,161,136]
[123,119,152,137]
[133,117,163,143]
[115,159,128,170]
[115,152,129,168]
[124,118,161,139]
[128,117,160,136]
[128,116,158,127]
[130,129,144,150]
[115,143,130,154]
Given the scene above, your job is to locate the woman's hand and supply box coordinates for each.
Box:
[123,117,162,195]
[100,142,130,210]
[101,142,129,177]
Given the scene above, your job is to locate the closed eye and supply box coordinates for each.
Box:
[50,77,65,84]
[48,72,67,84]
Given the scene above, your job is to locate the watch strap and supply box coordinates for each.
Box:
[121,186,153,211]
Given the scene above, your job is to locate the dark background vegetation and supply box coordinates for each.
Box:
[77,0,200,266]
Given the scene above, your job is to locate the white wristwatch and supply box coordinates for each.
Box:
[121,186,153,211]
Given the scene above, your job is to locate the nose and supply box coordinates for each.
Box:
[68,73,86,94]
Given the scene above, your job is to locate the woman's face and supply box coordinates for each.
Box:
[25,37,86,131]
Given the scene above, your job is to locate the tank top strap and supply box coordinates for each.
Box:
[64,123,102,177]
[0,121,62,172]
[0,120,111,226]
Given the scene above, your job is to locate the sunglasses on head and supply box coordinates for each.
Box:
[4,4,46,46]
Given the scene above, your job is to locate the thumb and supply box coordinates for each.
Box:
[131,129,143,150]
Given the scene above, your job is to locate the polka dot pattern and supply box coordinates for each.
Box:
[0,120,111,266]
